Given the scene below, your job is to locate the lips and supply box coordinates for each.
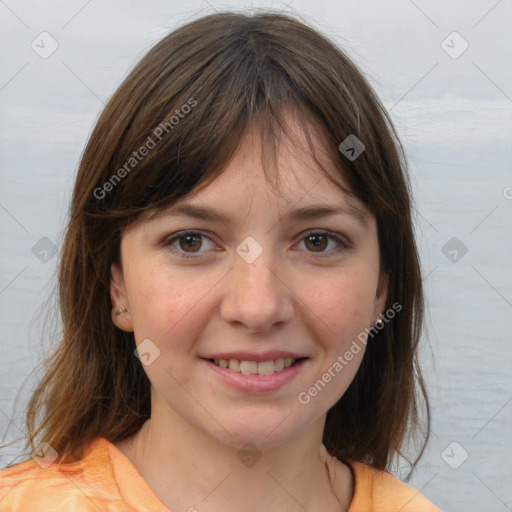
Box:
[202,356,309,393]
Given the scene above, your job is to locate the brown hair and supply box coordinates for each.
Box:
[18,10,429,474]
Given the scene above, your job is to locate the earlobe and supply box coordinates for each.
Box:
[110,263,134,332]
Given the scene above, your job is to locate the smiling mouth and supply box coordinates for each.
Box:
[208,357,306,376]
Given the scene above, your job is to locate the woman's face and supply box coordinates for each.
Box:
[111,119,387,450]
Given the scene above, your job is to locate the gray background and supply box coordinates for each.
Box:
[1,1,511,511]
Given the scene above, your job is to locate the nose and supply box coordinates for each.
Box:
[220,248,295,333]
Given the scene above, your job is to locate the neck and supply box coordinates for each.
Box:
[115,408,353,512]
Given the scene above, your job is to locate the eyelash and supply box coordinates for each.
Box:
[161,229,350,260]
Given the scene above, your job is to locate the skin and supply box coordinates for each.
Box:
[110,115,388,512]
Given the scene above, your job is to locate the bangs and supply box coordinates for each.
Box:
[137,106,360,227]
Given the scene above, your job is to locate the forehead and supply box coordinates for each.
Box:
[228,112,361,193]
[144,110,372,228]
[150,121,371,230]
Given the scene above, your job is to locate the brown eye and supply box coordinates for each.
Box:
[178,234,203,252]
[298,230,349,256]
[162,230,216,259]
[304,234,329,252]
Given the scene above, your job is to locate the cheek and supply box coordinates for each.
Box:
[304,279,373,403]
[127,266,217,346]
[298,270,376,343]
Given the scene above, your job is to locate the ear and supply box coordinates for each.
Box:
[110,262,134,332]
[372,272,389,320]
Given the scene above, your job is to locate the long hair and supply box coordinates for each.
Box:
[19,10,429,473]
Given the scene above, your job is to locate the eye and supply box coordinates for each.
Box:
[296,230,350,256]
[162,229,349,259]
[162,230,217,259]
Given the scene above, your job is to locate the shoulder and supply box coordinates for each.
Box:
[348,460,441,512]
[0,438,127,511]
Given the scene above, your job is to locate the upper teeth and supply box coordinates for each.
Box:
[213,357,297,375]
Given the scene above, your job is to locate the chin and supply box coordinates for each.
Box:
[203,409,310,451]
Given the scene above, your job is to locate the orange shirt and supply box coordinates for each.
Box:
[0,437,440,511]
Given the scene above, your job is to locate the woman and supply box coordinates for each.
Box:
[0,11,439,511]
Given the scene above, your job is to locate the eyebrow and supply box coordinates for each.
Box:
[154,202,369,229]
